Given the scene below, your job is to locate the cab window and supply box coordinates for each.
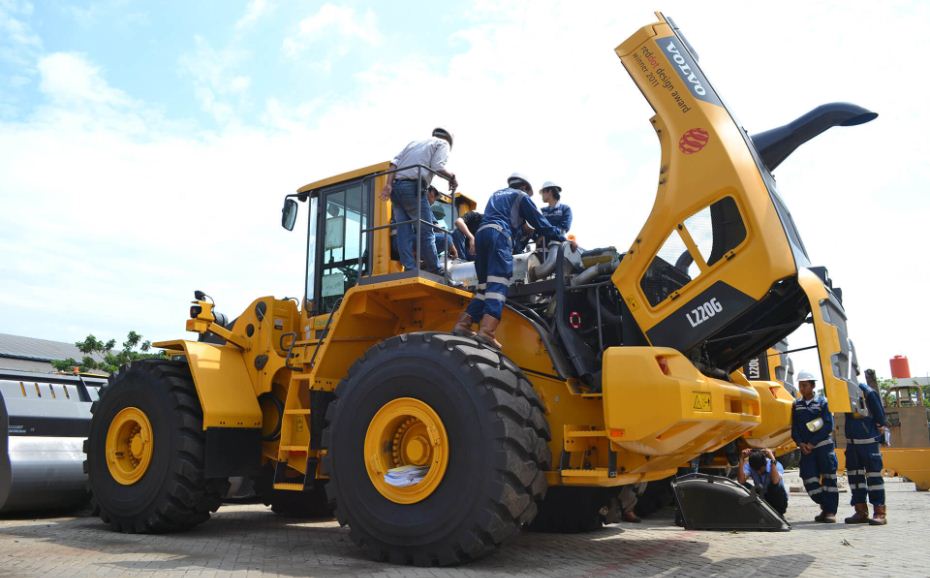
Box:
[640,196,746,306]
[314,180,371,313]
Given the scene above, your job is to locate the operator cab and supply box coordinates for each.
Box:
[281,162,475,315]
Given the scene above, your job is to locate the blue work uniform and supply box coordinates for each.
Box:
[742,459,788,514]
[792,395,839,514]
[541,202,573,235]
[465,188,565,320]
[845,383,887,506]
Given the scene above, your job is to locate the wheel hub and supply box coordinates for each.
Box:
[364,398,449,504]
[105,407,154,486]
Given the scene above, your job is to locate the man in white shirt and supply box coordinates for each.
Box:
[380,128,458,273]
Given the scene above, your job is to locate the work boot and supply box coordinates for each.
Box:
[621,510,642,523]
[451,312,476,338]
[475,315,502,350]
[844,503,870,524]
[814,510,836,523]
[869,504,887,526]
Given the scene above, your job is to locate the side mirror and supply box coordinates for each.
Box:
[282,198,298,231]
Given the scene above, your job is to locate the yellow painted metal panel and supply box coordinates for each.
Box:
[602,347,760,459]
[837,448,930,491]
[742,380,794,449]
[162,340,262,429]
[612,13,797,335]
[297,161,392,194]
[797,268,861,414]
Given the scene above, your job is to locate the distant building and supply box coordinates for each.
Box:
[0,333,105,373]
[893,376,930,387]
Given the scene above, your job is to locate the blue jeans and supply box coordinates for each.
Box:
[391,180,439,272]
[435,231,455,259]
[452,229,474,261]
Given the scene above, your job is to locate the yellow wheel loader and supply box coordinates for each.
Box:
[85,13,876,565]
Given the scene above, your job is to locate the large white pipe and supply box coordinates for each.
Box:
[0,373,102,513]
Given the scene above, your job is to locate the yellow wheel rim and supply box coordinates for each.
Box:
[364,398,449,504]
[105,407,154,486]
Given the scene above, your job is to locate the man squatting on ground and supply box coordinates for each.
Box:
[452,173,573,349]
[844,381,889,525]
[737,447,788,515]
[380,128,458,274]
[791,371,839,523]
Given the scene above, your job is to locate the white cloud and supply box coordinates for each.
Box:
[0,0,41,69]
[235,0,271,31]
[37,52,131,106]
[179,36,252,124]
[282,3,382,63]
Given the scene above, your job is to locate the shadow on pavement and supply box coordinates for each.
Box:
[0,506,818,577]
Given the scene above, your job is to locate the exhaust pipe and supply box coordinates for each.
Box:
[750,102,877,172]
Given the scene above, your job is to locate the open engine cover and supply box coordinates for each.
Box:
[671,473,790,531]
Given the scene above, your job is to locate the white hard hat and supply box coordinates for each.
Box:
[432,127,454,147]
[541,181,561,192]
[797,371,818,382]
[507,172,533,192]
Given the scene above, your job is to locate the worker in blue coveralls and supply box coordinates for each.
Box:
[843,381,889,525]
[451,173,574,348]
[791,371,839,522]
[540,181,573,234]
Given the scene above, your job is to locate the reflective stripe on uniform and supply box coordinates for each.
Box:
[814,438,834,449]
[485,292,507,302]
[476,283,487,290]
[825,487,840,493]
[477,223,510,239]
[803,477,820,485]
[847,437,880,445]
[866,472,883,478]
[473,293,486,300]
[847,469,866,475]
[822,474,838,480]
[807,487,824,496]
[868,483,885,490]
[487,275,511,286]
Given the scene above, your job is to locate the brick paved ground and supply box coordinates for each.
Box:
[1,476,928,577]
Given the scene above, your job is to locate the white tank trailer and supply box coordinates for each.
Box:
[0,370,104,513]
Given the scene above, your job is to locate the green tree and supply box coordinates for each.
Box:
[52,331,164,374]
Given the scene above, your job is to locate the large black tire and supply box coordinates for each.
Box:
[84,360,228,532]
[322,332,551,566]
[527,486,610,533]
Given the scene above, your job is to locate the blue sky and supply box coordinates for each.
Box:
[2,0,929,382]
